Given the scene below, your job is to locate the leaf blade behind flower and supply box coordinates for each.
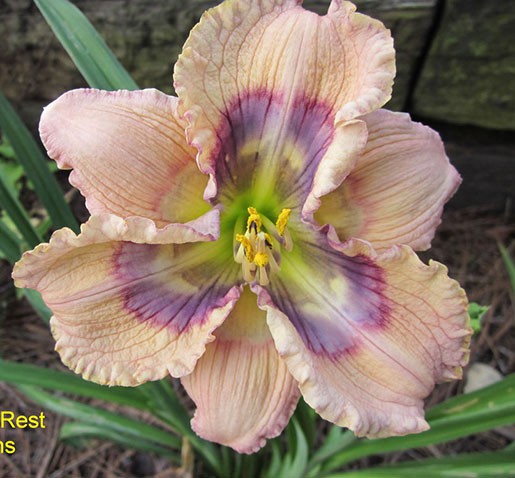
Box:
[34,0,138,91]
[0,91,79,233]
[0,360,148,409]
[60,422,180,461]
[0,217,22,263]
[0,170,42,248]
[16,384,182,449]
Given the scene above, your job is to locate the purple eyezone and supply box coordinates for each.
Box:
[213,90,335,204]
[268,241,388,356]
[113,242,236,333]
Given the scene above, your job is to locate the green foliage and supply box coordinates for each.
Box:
[0,166,43,249]
[0,360,149,409]
[0,136,15,159]
[0,137,24,198]
[323,451,515,477]
[34,0,138,91]
[0,135,58,198]
[60,422,180,460]
[0,218,23,264]
[468,302,489,334]
[17,385,182,454]
[0,91,78,233]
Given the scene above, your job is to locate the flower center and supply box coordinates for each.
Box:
[234,207,292,286]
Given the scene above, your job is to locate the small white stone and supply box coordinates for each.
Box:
[464,363,503,394]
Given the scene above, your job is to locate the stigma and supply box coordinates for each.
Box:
[234,207,292,286]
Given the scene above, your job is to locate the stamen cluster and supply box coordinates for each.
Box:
[234,207,291,285]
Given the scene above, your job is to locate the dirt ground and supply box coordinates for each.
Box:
[0,202,514,477]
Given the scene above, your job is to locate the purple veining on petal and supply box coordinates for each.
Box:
[267,239,389,356]
[113,241,236,332]
[213,89,335,204]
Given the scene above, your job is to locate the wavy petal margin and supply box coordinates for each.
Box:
[12,214,241,385]
[181,287,300,453]
[40,89,210,226]
[174,0,395,188]
[316,110,461,251]
[254,232,471,437]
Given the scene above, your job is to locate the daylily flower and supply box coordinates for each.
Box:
[13,0,471,453]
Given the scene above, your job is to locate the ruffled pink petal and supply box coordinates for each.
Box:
[253,230,471,437]
[316,110,461,251]
[174,0,394,203]
[40,89,209,226]
[181,287,300,453]
[12,214,240,385]
[302,119,368,220]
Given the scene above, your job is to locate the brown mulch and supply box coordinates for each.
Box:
[0,204,514,477]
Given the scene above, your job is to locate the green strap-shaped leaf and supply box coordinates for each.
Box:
[60,422,180,461]
[323,451,515,477]
[264,442,284,478]
[34,0,138,91]
[0,91,78,233]
[0,360,148,409]
[275,418,309,478]
[425,373,515,420]
[285,419,309,478]
[294,398,318,450]
[0,218,22,263]
[17,385,181,449]
[306,428,357,477]
[317,374,515,473]
[0,172,42,248]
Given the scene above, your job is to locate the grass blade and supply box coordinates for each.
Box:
[0,359,148,409]
[34,0,138,91]
[0,91,78,232]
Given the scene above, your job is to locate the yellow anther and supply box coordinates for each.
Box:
[253,252,269,267]
[236,234,254,262]
[276,208,291,236]
[246,206,262,233]
[235,206,292,285]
